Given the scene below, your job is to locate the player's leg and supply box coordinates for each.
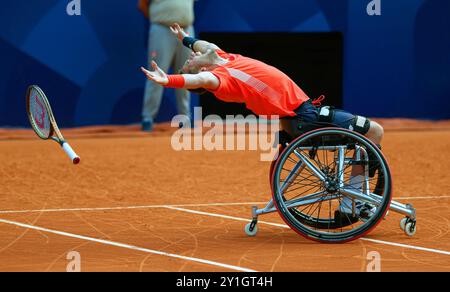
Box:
[365,120,384,145]
[142,23,177,131]
[329,109,380,218]
[279,101,319,138]
[280,102,383,219]
[173,25,194,127]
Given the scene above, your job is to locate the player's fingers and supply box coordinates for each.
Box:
[141,67,153,75]
[152,61,165,75]
[151,61,159,71]
[146,73,157,82]
[140,67,149,74]
[143,70,153,79]
[141,67,155,80]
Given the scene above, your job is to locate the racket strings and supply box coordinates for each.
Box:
[29,88,51,138]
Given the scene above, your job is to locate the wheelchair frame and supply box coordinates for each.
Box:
[245,127,417,242]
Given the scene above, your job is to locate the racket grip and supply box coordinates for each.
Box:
[62,142,81,164]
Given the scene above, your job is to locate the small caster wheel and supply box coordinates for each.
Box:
[404,222,416,236]
[400,217,408,231]
[245,222,258,237]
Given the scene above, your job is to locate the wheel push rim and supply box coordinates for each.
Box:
[271,128,392,243]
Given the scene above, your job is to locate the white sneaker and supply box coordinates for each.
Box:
[339,198,376,221]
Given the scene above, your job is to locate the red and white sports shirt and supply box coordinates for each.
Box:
[209,50,310,118]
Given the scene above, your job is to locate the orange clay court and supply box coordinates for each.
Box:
[0,119,449,272]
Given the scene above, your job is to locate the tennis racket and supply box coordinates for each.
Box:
[26,85,81,165]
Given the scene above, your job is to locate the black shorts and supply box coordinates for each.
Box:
[280,101,371,138]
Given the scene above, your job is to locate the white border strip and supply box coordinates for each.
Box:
[0,218,256,272]
[0,202,265,215]
[395,195,450,200]
[0,195,447,215]
[167,207,450,256]
[165,206,287,228]
[359,238,450,255]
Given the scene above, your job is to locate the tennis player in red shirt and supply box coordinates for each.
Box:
[141,23,383,144]
[140,23,384,218]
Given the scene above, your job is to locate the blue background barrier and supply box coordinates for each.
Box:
[0,0,449,127]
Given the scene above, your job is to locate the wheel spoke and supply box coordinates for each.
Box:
[272,129,390,243]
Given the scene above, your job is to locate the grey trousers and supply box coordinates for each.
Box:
[142,23,194,122]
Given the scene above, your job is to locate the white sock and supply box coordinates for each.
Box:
[341,175,364,212]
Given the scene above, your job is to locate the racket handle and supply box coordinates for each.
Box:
[62,142,81,165]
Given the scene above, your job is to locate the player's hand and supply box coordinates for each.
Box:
[170,23,189,41]
[141,61,168,86]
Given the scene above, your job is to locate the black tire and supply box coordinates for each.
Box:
[271,128,392,243]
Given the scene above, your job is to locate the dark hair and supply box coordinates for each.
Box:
[188,88,208,95]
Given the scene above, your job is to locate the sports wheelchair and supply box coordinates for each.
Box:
[244,125,417,243]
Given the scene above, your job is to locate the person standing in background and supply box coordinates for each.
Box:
[138,0,196,132]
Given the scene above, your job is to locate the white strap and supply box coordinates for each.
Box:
[319,106,330,117]
[355,116,367,128]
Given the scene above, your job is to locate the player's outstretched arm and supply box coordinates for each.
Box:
[170,23,220,53]
[141,62,219,90]
[140,61,168,85]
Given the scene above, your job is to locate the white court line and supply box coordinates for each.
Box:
[0,202,265,215]
[359,238,450,255]
[395,195,450,200]
[0,195,447,215]
[0,218,256,272]
[165,206,287,228]
[1,200,449,261]
[166,206,450,256]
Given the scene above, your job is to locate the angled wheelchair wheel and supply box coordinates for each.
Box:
[271,128,392,243]
[269,147,385,229]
